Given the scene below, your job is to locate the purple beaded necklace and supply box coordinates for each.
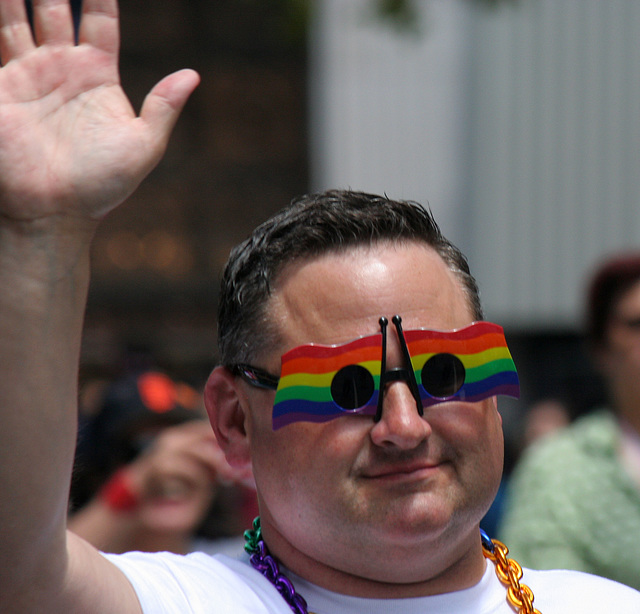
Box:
[244,517,541,614]
[244,517,308,613]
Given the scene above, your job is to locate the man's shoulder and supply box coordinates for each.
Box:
[103,551,289,613]
[523,567,640,613]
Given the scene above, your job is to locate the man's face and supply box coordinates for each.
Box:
[243,242,504,585]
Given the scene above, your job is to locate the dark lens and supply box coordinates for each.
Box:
[420,353,465,398]
[330,365,375,410]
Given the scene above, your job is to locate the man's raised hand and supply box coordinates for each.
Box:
[0,0,199,225]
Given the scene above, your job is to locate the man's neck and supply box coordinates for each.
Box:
[260,521,487,599]
[286,562,492,614]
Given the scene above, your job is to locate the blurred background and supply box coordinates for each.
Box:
[77,0,640,449]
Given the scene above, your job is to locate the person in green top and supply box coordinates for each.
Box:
[500,253,640,591]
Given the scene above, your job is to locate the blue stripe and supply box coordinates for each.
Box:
[272,371,519,429]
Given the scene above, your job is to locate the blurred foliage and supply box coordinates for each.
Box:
[276,0,518,39]
[376,0,420,31]
[375,0,517,29]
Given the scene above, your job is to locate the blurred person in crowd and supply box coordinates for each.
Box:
[481,397,570,539]
[500,252,640,590]
[522,398,571,449]
[69,370,256,555]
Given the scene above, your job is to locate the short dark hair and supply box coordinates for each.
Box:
[217,189,483,366]
[586,252,640,349]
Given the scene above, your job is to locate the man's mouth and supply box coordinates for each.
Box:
[360,459,442,481]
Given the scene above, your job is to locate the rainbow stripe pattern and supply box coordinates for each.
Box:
[404,321,519,406]
[272,321,519,430]
[273,334,383,429]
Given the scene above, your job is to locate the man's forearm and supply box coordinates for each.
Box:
[0,220,94,589]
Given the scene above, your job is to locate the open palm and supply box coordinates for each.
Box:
[0,0,199,223]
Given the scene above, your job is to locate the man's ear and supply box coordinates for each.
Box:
[204,366,252,469]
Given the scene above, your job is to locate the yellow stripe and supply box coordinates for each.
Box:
[279,359,381,389]
[411,346,513,370]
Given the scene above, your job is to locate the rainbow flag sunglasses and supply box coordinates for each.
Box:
[232,316,519,430]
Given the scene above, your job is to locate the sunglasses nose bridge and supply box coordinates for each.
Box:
[382,367,412,384]
[374,364,424,422]
[374,315,424,421]
[379,366,421,407]
[370,376,432,448]
[382,324,408,364]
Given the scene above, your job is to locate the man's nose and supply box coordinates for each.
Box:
[369,380,431,449]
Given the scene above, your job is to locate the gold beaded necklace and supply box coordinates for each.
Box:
[244,518,541,614]
[481,531,541,614]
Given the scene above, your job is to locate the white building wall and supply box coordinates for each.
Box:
[466,0,640,328]
[309,0,640,330]
[308,0,473,249]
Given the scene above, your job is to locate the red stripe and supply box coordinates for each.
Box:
[405,332,507,355]
[281,335,382,375]
[280,322,507,376]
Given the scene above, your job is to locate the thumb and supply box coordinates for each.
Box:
[139,69,201,152]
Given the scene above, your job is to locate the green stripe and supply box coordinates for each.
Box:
[276,361,516,403]
[275,385,334,403]
[456,359,516,384]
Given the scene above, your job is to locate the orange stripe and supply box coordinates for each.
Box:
[282,345,382,375]
[405,332,506,355]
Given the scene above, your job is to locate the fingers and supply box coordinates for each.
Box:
[139,69,201,157]
[77,0,119,56]
[140,420,253,494]
[0,0,35,63]
[137,421,221,485]
[31,0,74,46]
[0,0,120,65]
